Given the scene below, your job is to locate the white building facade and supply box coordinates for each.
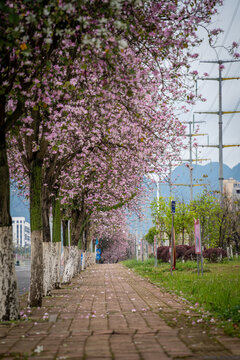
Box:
[223,178,240,200]
[12,217,31,247]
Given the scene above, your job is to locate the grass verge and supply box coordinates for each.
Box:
[122,257,240,337]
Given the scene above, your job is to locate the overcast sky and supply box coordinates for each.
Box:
[180,0,240,169]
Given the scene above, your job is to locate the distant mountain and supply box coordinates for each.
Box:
[130,162,240,236]
[168,162,238,201]
[232,163,240,181]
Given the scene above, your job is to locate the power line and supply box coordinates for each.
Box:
[218,1,240,57]
[198,65,240,161]
[196,59,240,203]
[223,97,240,133]
[197,1,240,95]
[193,0,240,140]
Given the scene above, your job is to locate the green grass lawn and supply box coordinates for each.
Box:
[123,257,240,337]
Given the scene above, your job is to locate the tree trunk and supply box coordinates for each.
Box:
[0,227,20,321]
[62,246,78,284]
[52,198,61,289]
[0,130,19,320]
[62,218,69,269]
[84,219,91,251]
[0,130,11,226]
[42,241,52,296]
[51,242,61,289]
[63,245,70,268]
[219,216,224,248]
[42,187,51,244]
[234,236,239,253]
[182,228,185,245]
[75,247,82,275]
[62,219,69,247]
[42,190,52,296]
[62,208,86,282]
[71,208,82,246]
[61,219,71,283]
[29,161,43,307]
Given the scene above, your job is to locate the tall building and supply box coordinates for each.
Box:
[223,178,240,200]
[12,217,31,247]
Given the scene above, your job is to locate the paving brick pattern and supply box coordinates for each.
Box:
[0,264,239,359]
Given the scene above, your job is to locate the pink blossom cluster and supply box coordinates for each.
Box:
[2,0,225,241]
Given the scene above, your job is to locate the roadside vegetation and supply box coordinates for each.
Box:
[123,257,240,337]
[148,192,240,252]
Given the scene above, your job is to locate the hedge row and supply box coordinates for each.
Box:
[157,245,227,263]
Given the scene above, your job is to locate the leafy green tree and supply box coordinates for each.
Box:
[151,196,172,241]
[219,196,240,251]
[151,191,239,250]
[144,226,158,245]
[151,197,194,244]
[190,191,222,248]
[174,201,195,245]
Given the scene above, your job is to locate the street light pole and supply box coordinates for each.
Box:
[218,62,223,202]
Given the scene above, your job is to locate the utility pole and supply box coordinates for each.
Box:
[219,62,223,198]
[182,116,207,201]
[197,59,240,203]
[160,158,209,200]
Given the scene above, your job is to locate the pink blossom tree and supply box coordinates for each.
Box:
[91,208,134,263]
[1,0,225,319]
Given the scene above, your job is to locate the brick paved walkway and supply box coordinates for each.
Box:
[0,264,240,359]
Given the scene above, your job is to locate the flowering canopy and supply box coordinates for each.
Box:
[3,0,224,238]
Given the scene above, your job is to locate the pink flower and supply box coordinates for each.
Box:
[210,28,223,36]
[42,96,51,105]
[191,70,198,76]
